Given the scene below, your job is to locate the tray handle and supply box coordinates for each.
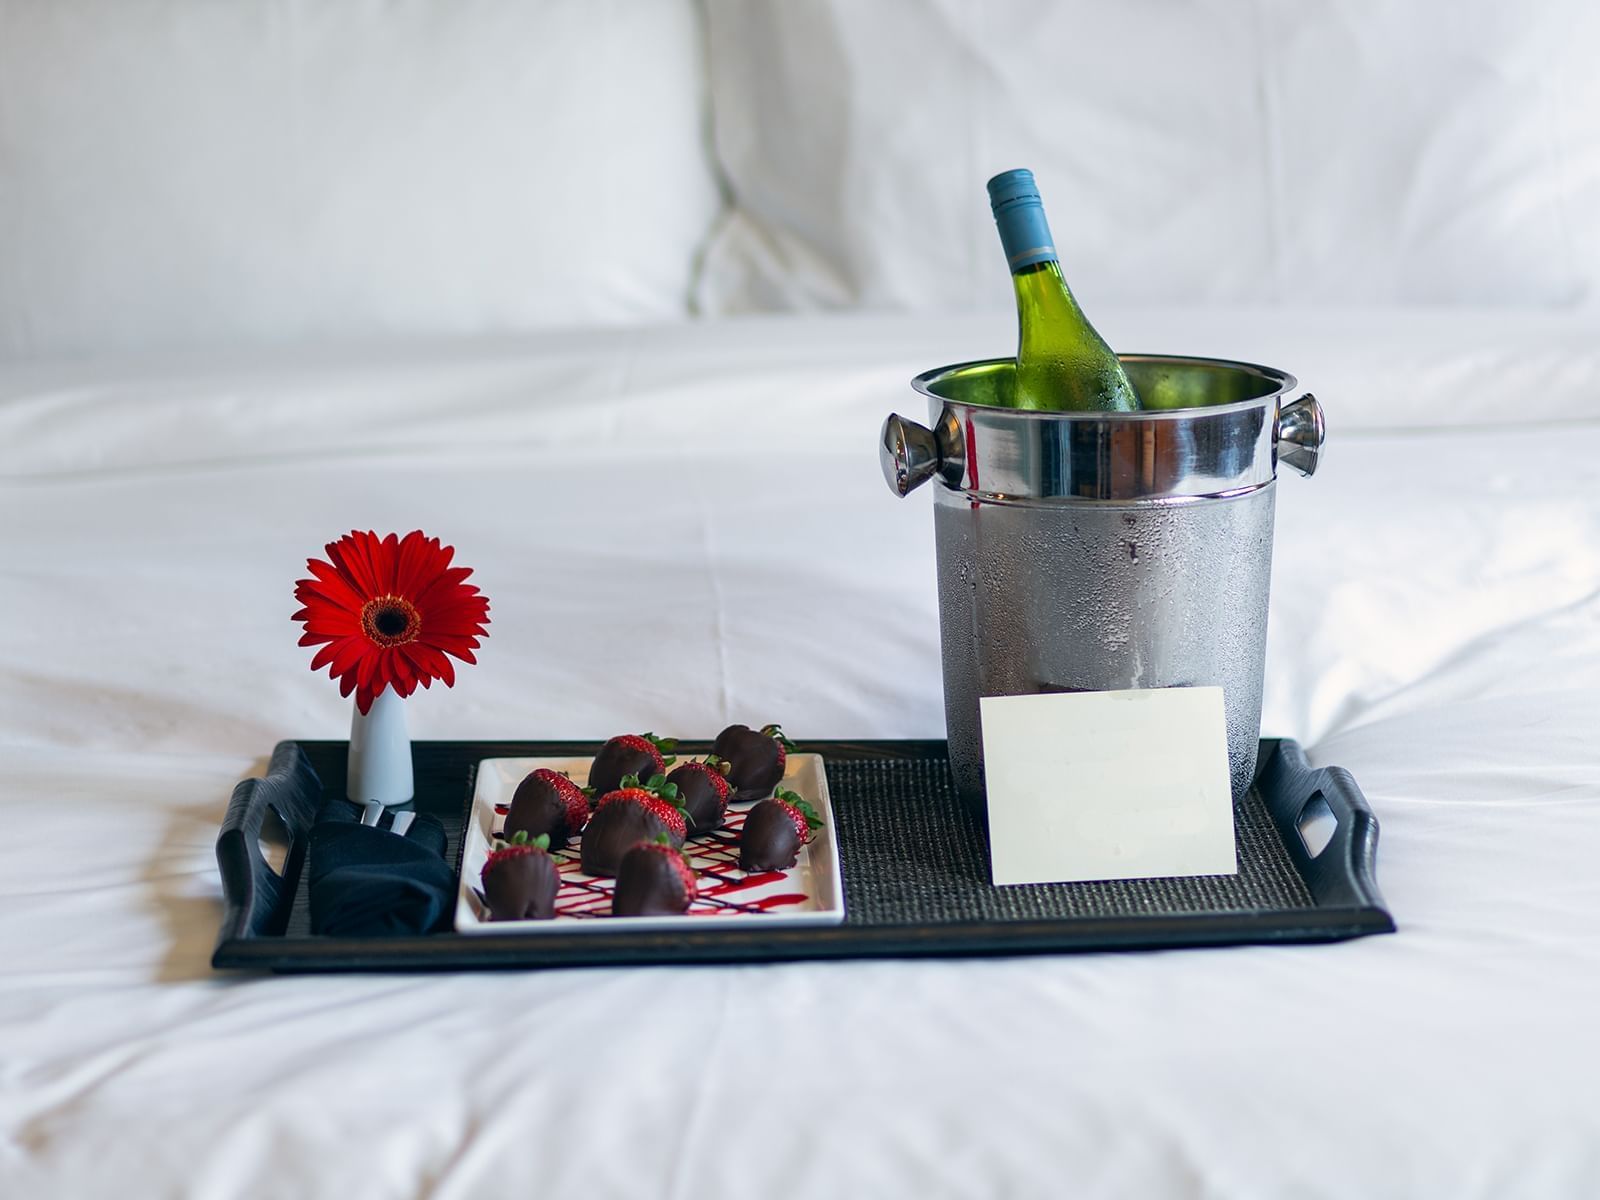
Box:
[214,741,325,947]
[1256,739,1389,917]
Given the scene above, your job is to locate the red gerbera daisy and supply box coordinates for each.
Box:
[293,530,490,714]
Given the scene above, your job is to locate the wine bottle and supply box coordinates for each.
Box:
[986,169,1140,412]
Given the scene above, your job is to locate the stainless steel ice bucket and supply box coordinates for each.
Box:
[880,355,1324,819]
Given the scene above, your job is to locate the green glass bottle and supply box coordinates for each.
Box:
[987,169,1140,412]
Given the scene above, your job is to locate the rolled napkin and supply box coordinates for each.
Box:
[307,799,455,936]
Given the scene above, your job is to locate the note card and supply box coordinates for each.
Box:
[980,687,1237,886]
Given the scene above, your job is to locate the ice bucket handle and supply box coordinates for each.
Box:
[1276,393,1324,477]
[880,411,965,497]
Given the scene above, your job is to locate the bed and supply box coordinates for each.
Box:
[4,2,1599,1197]
[4,305,1599,1196]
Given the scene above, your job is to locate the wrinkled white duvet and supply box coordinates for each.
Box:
[2,309,1598,1199]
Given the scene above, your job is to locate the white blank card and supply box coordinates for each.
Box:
[980,688,1238,886]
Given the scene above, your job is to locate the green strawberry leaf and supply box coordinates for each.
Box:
[504,830,553,851]
[761,723,798,751]
[775,788,822,830]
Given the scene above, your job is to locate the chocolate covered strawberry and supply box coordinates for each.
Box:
[504,768,589,850]
[738,787,822,872]
[666,757,732,835]
[713,723,796,802]
[580,775,688,877]
[587,732,677,797]
[481,831,560,921]
[612,834,699,917]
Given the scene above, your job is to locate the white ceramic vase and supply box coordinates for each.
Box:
[347,687,414,807]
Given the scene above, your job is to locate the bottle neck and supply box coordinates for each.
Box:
[993,196,1059,275]
[998,199,1086,342]
[1013,259,1084,346]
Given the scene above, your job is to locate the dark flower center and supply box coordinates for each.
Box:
[360,595,421,647]
[373,608,408,637]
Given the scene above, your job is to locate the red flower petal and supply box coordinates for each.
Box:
[395,643,431,680]
[378,532,401,592]
[411,565,474,608]
[308,641,343,673]
[421,600,490,623]
[393,531,432,599]
[329,532,379,597]
[296,579,366,618]
[423,634,482,661]
[303,559,367,610]
[412,644,455,688]
[329,637,373,680]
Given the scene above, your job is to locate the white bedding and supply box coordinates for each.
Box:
[3,308,1599,1198]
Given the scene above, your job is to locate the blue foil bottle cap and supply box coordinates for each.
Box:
[986,168,1058,272]
[986,168,1040,214]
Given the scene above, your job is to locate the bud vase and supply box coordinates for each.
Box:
[347,687,414,807]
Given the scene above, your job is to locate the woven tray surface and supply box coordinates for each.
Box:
[826,756,1313,924]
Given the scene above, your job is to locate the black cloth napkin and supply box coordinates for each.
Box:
[307,799,455,936]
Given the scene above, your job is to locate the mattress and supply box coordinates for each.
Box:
[2,308,1598,1198]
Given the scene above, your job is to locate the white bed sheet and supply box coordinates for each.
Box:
[2,309,1599,1198]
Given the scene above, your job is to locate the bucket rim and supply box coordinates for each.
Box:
[911,353,1298,418]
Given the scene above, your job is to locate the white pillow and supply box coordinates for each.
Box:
[698,0,1600,313]
[0,0,719,358]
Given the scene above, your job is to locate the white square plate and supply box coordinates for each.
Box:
[455,753,845,933]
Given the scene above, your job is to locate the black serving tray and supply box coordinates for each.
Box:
[212,739,1392,972]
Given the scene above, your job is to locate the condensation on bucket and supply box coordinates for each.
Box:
[935,484,1275,817]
